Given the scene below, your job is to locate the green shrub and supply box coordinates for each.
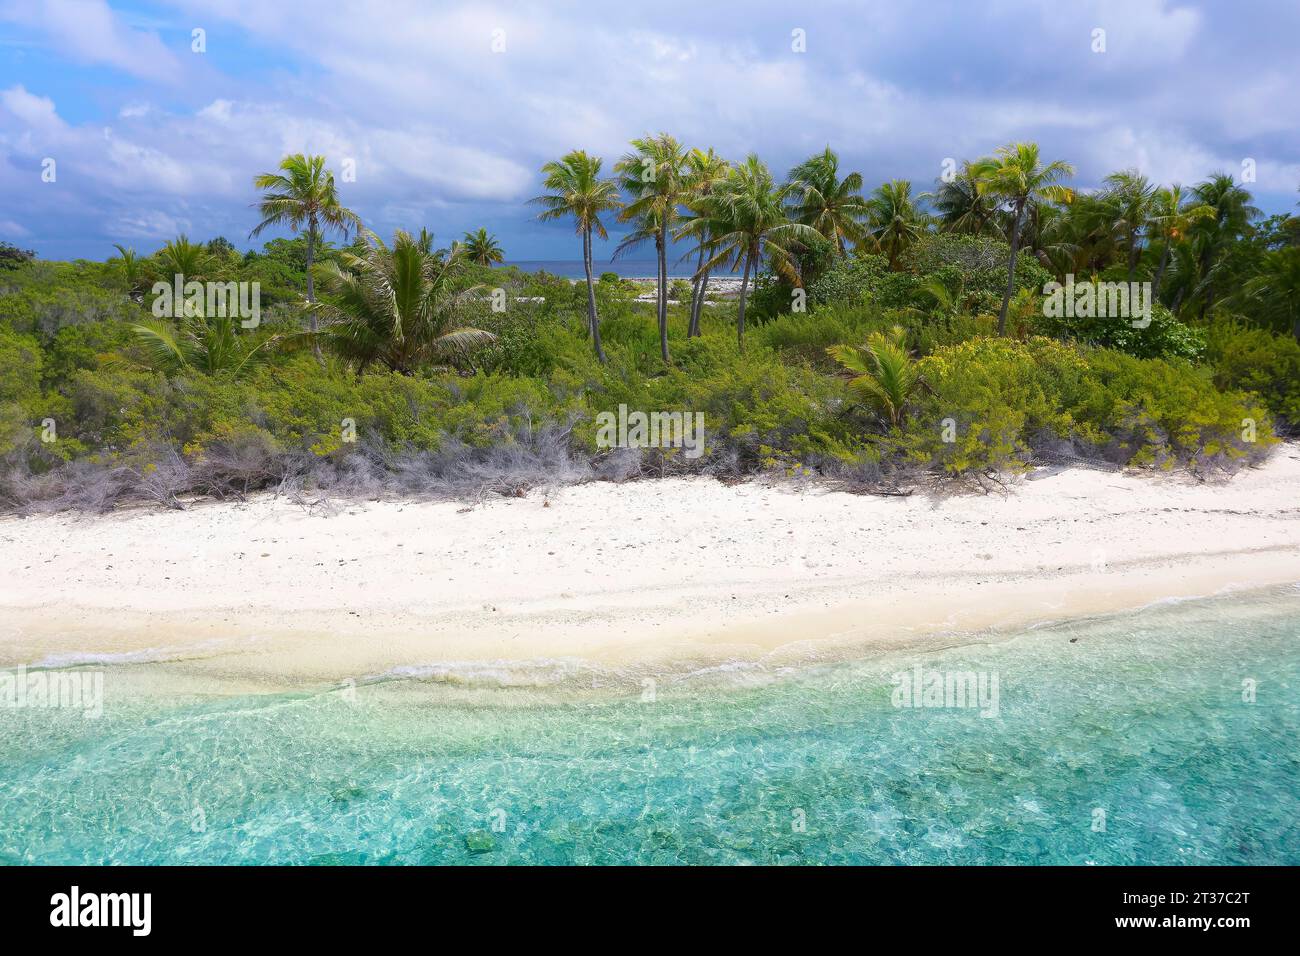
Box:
[0,246,1288,511]
[756,309,865,365]
[805,254,923,310]
[0,325,42,404]
[758,303,994,368]
[802,237,1050,318]
[0,280,137,339]
[474,301,565,377]
[0,241,36,270]
[606,332,856,469]
[904,233,1051,294]
[1205,321,1300,425]
[62,365,171,451]
[806,254,889,307]
[43,320,134,387]
[900,337,1273,475]
[1031,298,1206,361]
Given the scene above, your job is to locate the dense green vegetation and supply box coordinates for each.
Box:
[0,139,1294,511]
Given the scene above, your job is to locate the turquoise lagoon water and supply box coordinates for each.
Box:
[1,588,1297,865]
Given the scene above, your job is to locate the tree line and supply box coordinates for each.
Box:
[98,140,1300,377]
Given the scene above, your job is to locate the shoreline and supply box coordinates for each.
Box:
[3,449,1299,688]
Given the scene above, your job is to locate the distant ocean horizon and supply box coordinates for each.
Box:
[502,259,701,280]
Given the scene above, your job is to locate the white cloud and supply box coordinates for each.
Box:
[0,0,182,82]
[110,209,194,240]
[2,0,1298,257]
[197,99,234,123]
[1,85,65,132]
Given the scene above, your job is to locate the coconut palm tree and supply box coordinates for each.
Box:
[312,229,495,374]
[864,180,928,270]
[110,244,147,300]
[1013,200,1083,282]
[1241,247,1300,341]
[1161,240,1204,315]
[1287,187,1300,247]
[1100,170,1158,280]
[125,315,279,378]
[688,155,821,350]
[971,143,1076,335]
[827,326,922,429]
[462,228,504,267]
[786,147,869,256]
[1189,173,1261,319]
[1148,184,1212,298]
[124,236,279,375]
[250,154,362,360]
[530,150,621,363]
[616,133,689,363]
[1016,191,1121,281]
[152,235,213,287]
[678,147,730,337]
[926,162,998,237]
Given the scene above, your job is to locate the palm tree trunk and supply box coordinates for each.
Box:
[736,252,753,352]
[688,240,707,337]
[657,227,670,363]
[1034,248,1055,278]
[1197,247,1215,320]
[305,223,322,364]
[693,272,712,338]
[997,201,1024,337]
[583,227,607,363]
[1153,240,1172,300]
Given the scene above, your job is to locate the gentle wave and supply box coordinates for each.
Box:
[28,635,265,670]
[2,586,1298,864]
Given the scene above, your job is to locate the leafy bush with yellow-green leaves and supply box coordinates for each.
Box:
[0,324,42,406]
[0,249,1287,511]
[900,337,1275,475]
[758,303,994,368]
[1029,299,1206,361]
[1204,321,1300,428]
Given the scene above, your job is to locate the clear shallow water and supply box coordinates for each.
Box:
[1,589,1297,865]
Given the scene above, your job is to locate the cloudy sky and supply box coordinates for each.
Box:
[1,0,1298,261]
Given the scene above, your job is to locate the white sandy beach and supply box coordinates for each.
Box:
[2,449,1299,686]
